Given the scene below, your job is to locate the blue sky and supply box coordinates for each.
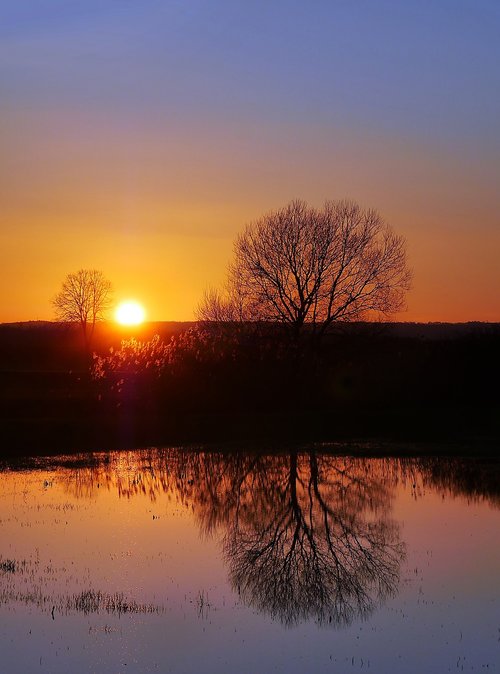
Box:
[2,1,499,134]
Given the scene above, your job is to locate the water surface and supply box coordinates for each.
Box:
[0,448,498,673]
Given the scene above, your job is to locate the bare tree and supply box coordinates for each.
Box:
[196,286,244,323]
[53,269,113,350]
[198,199,412,337]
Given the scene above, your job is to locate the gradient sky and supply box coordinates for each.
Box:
[1,0,499,322]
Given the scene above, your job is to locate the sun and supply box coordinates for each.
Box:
[115,300,146,326]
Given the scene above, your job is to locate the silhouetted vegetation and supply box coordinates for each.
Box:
[0,320,499,453]
[53,269,113,351]
[0,552,163,617]
[197,199,411,340]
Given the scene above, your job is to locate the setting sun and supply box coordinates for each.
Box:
[115,300,146,326]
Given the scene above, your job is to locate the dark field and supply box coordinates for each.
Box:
[0,321,499,456]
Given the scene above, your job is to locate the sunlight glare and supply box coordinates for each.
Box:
[115,301,146,326]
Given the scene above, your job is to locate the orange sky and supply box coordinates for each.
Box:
[1,3,499,323]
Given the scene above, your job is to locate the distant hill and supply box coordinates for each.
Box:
[1,319,499,340]
[371,321,500,340]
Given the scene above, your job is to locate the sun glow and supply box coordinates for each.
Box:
[115,301,146,326]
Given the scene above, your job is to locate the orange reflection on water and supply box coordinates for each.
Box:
[0,449,499,674]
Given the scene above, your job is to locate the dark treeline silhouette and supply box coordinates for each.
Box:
[0,320,499,452]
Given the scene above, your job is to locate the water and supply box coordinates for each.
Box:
[0,448,498,673]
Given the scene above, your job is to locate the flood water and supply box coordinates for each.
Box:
[0,448,498,673]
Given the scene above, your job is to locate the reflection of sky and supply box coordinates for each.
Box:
[0,453,499,672]
[1,1,499,321]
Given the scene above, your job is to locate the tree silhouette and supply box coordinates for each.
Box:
[197,287,246,323]
[198,199,411,338]
[53,269,113,351]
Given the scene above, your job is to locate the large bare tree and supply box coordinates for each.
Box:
[198,199,412,336]
[53,269,113,350]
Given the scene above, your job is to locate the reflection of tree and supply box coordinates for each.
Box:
[53,451,500,510]
[408,457,500,508]
[221,452,403,627]
[143,450,404,627]
[54,449,499,627]
[56,451,172,501]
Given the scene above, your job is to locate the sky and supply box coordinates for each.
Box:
[1,0,499,322]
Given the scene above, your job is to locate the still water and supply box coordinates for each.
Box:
[0,448,498,673]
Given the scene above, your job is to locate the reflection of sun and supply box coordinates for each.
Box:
[115,301,146,326]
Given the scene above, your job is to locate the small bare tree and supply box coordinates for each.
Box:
[196,287,244,323]
[53,269,113,350]
[197,271,254,327]
[198,199,412,337]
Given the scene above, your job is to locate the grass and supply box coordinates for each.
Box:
[69,589,162,615]
[0,554,163,616]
